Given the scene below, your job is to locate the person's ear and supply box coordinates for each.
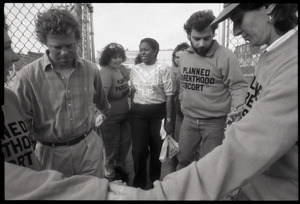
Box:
[187,34,191,41]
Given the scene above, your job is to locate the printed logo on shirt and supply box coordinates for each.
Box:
[2,120,36,167]
[116,77,130,97]
[242,76,262,117]
[181,66,215,91]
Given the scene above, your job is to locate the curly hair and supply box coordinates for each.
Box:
[99,43,127,67]
[35,8,81,44]
[172,42,190,66]
[184,10,218,35]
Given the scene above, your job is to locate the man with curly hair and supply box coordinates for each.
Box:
[12,8,111,178]
[176,10,248,170]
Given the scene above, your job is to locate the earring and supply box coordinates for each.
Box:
[267,15,272,22]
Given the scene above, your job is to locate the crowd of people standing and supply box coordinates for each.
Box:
[3,3,298,200]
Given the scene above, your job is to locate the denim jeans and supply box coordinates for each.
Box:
[128,103,166,189]
[176,115,226,170]
[100,113,131,178]
[174,114,183,142]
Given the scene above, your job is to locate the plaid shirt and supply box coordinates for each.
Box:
[13,50,110,143]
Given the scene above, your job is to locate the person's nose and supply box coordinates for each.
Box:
[60,47,69,55]
[117,56,123,62]
[199,39,205,47]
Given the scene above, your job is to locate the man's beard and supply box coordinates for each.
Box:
[191,43,209,56]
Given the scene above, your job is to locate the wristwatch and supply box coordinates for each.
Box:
[166,118,172,123]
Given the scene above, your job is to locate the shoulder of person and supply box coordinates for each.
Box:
[156,61,170,69]
[99,66,115,78]
[99,65,112,71]
[19,56,43,74]
[4,87,20,107]
[5,87,18,99]
[79,58,99,71]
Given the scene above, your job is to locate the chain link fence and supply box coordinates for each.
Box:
[4,3,95,89]
[5,3,257,89]
[225,19,259,84]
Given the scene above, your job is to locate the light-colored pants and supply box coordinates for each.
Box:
[177,115,226,170]
[35,130,104,178]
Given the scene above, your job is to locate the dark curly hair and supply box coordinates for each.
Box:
[99,43,127,67]
[172,42,190,66]
[184,10,219,35]
[35,8,81,44]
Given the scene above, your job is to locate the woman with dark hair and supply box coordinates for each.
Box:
[128,38,175,189]
[98,43,131,182]
[109,4,298,200]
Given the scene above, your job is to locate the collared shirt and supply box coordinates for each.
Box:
[262,25,298,53]
[13,50,110,143]
[130,61,175,104]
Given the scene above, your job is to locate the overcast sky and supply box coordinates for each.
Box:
[93,3,223,51]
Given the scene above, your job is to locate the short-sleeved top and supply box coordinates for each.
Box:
[99,65,130,116]
[130,61,175,104]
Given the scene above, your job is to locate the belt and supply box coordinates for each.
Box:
[41,128,93,147]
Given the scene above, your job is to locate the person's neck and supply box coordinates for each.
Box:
[145,60,156,66]
[267,27,282,46]
[51,60,74,70]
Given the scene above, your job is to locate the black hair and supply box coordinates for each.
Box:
[184,10,219,35]
[35,8,81,45]
[172,42,190,66]
[99,43,127,67]
[139,37,160,59]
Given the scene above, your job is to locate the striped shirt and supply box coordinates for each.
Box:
[13,50,110,143]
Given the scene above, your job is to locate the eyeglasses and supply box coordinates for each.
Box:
[109,43,123,49]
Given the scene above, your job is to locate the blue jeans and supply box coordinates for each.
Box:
[99,113,131,178]
[176,115,226,170]
[128,103,166,189]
